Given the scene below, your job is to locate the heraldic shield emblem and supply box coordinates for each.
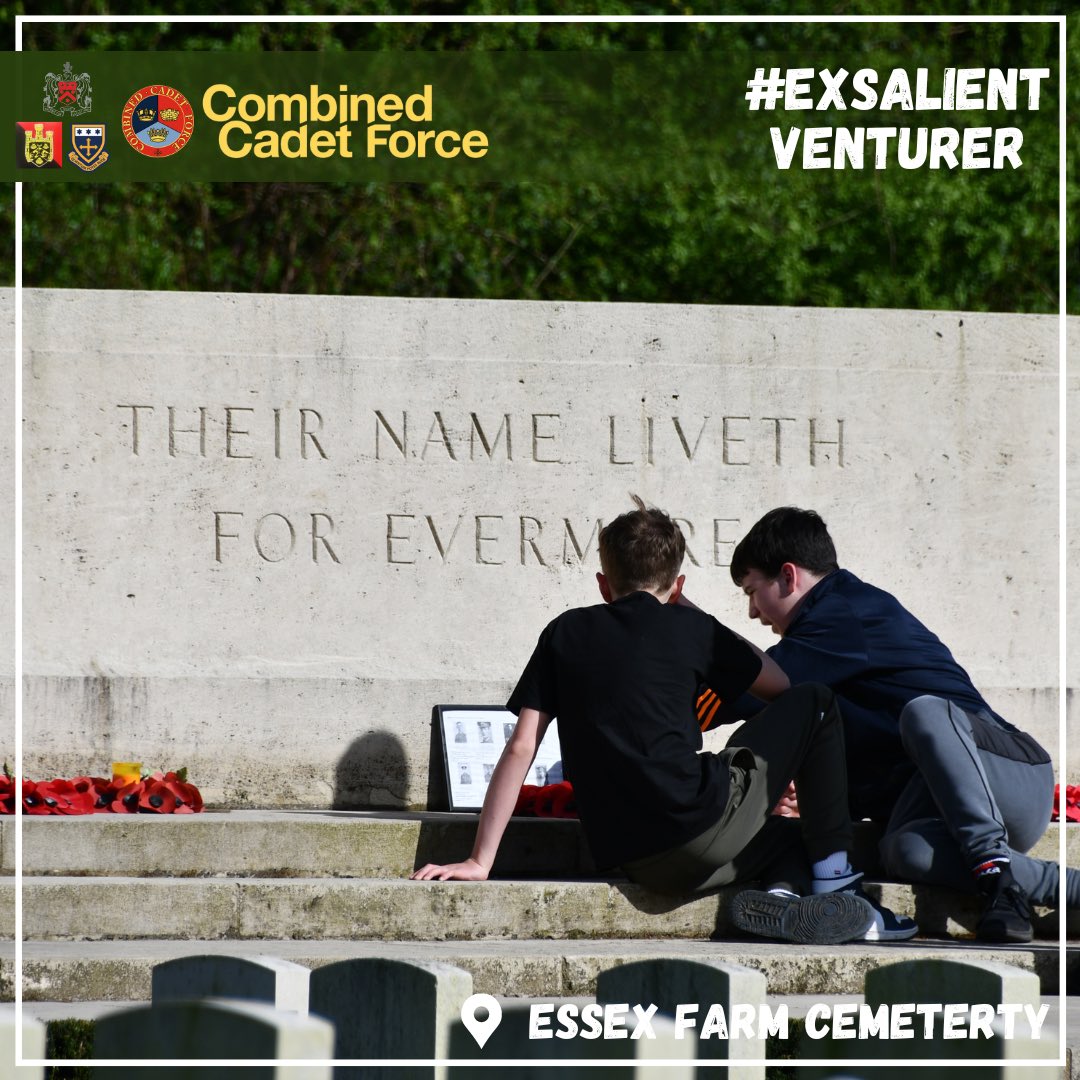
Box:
[43,61,93,118]
[16,122,62,168]
[69,124,109,172]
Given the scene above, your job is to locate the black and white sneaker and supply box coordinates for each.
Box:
[811,871,919,942]
[844,881,919,942]
[730,888,875,945]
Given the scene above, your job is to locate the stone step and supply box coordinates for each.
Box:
[8,938,1076,1003]
[6,811,595,878]
[11,876,1078,945]
[8,811,1078,878]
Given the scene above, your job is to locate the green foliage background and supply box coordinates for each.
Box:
[2,2,1075,314]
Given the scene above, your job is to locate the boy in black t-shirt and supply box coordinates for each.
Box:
[412,497,914,944]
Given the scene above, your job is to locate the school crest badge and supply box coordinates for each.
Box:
[16,122,62,168]
[69,124,109,172]
[43,61,93,118]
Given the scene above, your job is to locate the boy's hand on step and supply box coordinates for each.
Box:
[410,857,490,881]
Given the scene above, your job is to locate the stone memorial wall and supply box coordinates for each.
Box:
[19,289,1070,806]
[0,292,13,764]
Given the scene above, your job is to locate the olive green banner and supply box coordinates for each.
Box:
[4,48,1059,183]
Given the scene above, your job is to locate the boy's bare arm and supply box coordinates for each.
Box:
[677,593,788,700]
[410,708,551,882]
[747,649,790,700]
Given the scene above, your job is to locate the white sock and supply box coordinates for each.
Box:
[812,850,851,881]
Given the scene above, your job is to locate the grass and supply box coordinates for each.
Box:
[44,1018,94,1077]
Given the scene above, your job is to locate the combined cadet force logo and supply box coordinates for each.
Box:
[16,122,63,169]
[43,61,93,118]
[70,124,109,172]
[121,85,195,157]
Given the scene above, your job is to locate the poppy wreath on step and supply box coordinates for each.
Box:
[513,780,577,819]
[1052,784,1080,824]
[1,766,203,815]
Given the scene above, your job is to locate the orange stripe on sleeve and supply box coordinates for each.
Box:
[700,696,723,731]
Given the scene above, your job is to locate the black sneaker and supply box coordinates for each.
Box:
[730,888,875,945]
[977,879,1034,943]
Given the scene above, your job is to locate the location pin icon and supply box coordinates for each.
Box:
[461,992,503,1049]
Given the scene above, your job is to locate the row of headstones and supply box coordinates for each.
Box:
[1,953,1063,1079]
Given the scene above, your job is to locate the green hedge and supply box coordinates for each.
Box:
[4,3,1075,313]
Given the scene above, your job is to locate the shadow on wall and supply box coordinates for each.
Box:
[333,731,409,810]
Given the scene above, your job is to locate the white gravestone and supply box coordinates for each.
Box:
[596,957,767,1077]
[802,956,1057,1075]
[308,957,472,1078]
[152,953,310,1012]
[93,997,333,1077]
[447,1001,695,1076]
[0,1006,45,1080]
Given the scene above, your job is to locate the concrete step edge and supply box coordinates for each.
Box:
[8,876,1078,945]
[5,811,595,877]
[6,814,1076,878]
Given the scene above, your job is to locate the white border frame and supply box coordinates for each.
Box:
[13,11,1068,1071]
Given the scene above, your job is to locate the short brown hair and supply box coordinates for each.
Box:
[599,495,686,596]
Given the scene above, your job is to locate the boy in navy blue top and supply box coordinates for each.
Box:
[413,497,915,945]
[727,506,1073,943]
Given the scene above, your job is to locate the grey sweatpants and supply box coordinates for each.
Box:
[878,694,1074,907]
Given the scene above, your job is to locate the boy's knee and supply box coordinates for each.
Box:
[784,681,836,714]
[898,694,951,751]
